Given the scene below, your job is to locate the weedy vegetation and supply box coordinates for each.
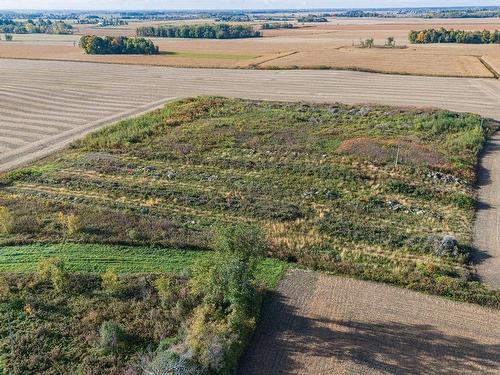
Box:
[0,97,498,307]
[0,225,284,374]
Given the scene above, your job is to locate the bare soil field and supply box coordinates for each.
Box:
[1,17,499,76]
[1,58,500,173]
[239,269,500,374]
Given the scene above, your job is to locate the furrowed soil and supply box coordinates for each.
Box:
[1,58,500,173]
[239,269,500,375]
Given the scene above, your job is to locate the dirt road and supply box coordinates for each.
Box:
[239,270,500,375]
[474,132,500,288]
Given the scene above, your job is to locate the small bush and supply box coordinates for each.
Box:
[37,257,69,293]
[102,268,122,294]
[4,33,13,41]
[0,277,9,300]
[155,274,179,305]
[58,212,81,237]
[138,348,203,375]
[99,321,127,353]
[0,206,14,235]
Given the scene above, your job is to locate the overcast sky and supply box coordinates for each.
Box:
[0,0,498,10]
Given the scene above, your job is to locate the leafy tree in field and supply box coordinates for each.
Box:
[186,224,267,373]
[79,35,159,55]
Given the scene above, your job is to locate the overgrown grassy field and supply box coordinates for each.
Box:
[0,237,286,374]
[0,97,498,306]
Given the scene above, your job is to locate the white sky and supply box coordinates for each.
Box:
[0,0,500,10]
[0,0,498,11]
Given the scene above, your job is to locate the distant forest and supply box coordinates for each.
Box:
[137,24,261,39]
[297,15,328,22]
[261,22,295,30]
[334,8,500,19]
[0,19,73,34]
[409,28,500,44]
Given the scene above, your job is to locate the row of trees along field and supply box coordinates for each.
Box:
[137,23,262,39]
[0,19,73,34]
[261,22,295,29]
[409,28,500,44]
[79,35,159,55]
[297,15,328,22]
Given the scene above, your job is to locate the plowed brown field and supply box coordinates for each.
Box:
[239,270,500,375]
[2,58,500,172]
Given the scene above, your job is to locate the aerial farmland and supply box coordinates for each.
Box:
[0,5,499,375]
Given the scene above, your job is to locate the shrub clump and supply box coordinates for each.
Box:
[0,206,14,235]
[37,257,69,293]
[101,267,122,294]
[79,35,159,55]
[185,224,267,373]
[98,321,128,353]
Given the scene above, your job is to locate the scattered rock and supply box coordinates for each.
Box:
[427,171,466,185]
[358,107,371,116]
[434,235,461,257]
[309,117,321,125]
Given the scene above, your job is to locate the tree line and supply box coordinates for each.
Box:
[297,15,328,22]
[409,28,500,44]
[261,22,295,30]
[137,23,262,39]
[79,35,159,55]
[0,18,73,34]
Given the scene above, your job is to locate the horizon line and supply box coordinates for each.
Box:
[2,5,500,12]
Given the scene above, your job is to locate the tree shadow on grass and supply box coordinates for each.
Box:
[239,291,499,375]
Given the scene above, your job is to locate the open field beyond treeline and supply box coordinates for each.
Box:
[1,17,500,77]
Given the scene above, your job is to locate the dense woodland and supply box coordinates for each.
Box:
[297,15,328,22]
[0,19,73,34]
[79,35,159,55]
[137,23,261,39]
[76,17,128,26]
[261,22,295,30]
[409,28,500,44]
